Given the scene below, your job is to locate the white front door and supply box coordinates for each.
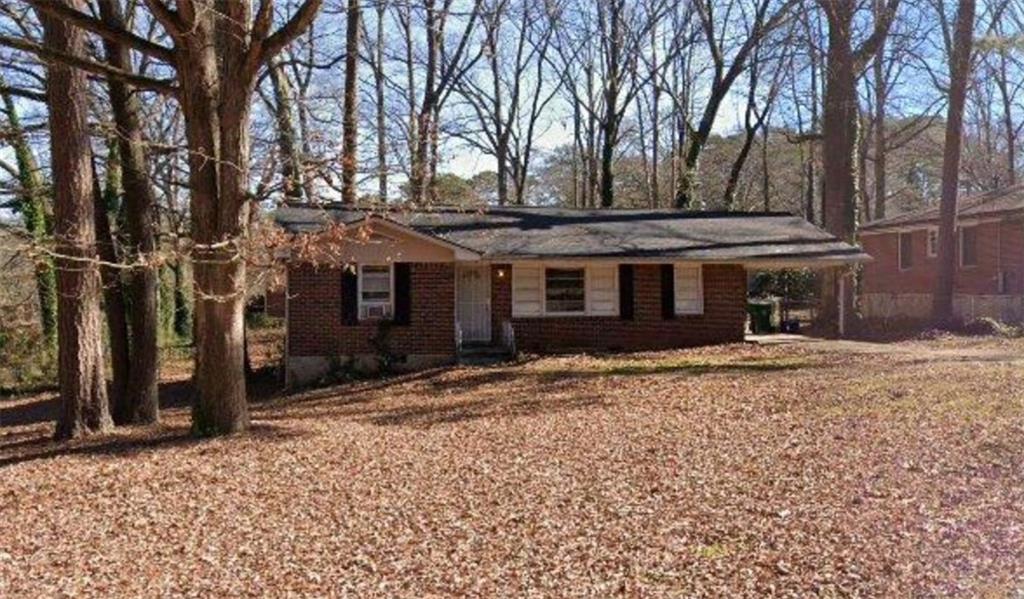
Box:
[456,265,492,344]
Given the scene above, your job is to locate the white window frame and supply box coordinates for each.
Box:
[511,263,619,317]
[543,266,588,316]
[673,264,704,316]
[898,231,913,271]
[959,225,978,268]
[926,227,938,258]
[357,263,394,320]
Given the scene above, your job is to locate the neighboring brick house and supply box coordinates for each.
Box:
[861,186,1024,322]
[275,205,868,385]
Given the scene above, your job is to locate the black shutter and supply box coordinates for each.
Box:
[619,264,634,320]
[341,267,359,326]
[661,264,675,320]
[393,263,412,326]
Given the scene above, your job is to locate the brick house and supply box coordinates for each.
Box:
[275,205,867,385]
[860,186,1024,322]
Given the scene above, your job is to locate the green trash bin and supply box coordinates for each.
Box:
[747,300,774,334]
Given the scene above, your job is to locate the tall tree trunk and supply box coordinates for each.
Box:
[0,81,57,346]
[342,0,361,205]
[375,0,388,200]
[872,0,888,220]
[995,46,1016,185]
[39,0,112,439]
[933,0,977,326]
[176,10,251,435]
[820,6,860,335]
[269,59,305,201]
[92,157,131,422]
[98,0,159,424]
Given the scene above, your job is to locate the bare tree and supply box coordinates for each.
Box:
[342,0,361,204]
[11,0,324,435]
[407,0,485,204]
[38,0,112,439]
[817,0,900,333]
[933,0,977,326]
[455,0,559,204]
[674,0,796,208]
[97,0,160,425]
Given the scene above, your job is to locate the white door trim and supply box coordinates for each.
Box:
[456,264,492,344]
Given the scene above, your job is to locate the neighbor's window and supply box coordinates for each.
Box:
[674,265,704,315]
[927,228,938,258]
[898,232,913,270]
[359,264,393,319]
[545,268,585,313]
[960,226,978,268]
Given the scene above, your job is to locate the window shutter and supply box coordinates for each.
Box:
[393,263,411,326]
[341,267,359,326]
[661,264,675,320]
[674,265,704,315]
[512,265,542,316]
[587,265,618,315]
[618,264,634,320]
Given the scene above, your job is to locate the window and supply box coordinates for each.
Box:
[545,268,585,313]
[898,232,913,270]
[927,228,938,258]
[359,264,392,319]
[960,226,978,267]
[513,264,619,316]
[674,265,703,315]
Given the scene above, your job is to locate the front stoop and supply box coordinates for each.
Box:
[457,344,513,366]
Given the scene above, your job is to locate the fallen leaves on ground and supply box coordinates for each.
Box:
[1,338,1023,597]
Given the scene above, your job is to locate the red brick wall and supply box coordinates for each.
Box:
[862,219,1024,295]
[491,263,746,352]
[265,288,286,318]
[287,262,456,358]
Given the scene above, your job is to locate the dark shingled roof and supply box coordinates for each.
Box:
[274,204,870,264]
[861,185,1024,231]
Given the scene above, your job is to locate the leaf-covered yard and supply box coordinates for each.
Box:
[2,337,1023,596]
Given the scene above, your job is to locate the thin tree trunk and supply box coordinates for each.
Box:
[171,259,191,339]
[40,0,112,439]
[872,0,887,219]
[342,0,361,205]
[92,157,131,421]
[98,0,159,424]
[933,0,977,326]
[375,0,388,200]
[269,59,305,201]
[996,46,1016,185]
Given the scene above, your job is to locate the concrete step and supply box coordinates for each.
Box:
[458,345,512,366]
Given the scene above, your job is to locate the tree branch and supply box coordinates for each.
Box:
[22,0,175,64]
[260,0,325,65]
[0,34,177,95]
[854,0,902,69]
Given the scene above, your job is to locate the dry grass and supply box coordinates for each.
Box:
[2,337,1024,596]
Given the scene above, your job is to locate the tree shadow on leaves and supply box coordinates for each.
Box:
[0,422,303,470]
